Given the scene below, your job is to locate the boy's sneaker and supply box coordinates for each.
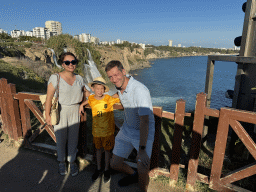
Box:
[103,170,111,183]
[118,171,138,187]
[58,162,67,176]
[70,162,79,177]
[92,169,102,181]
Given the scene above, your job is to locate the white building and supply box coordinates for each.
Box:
[178,44,181,47]
[79,33,91,43]
[139,43,145,50]
[234,46,240,51]
[117,39,121,44]
[168,40,173,47]
[33,27,50,39]
[11,30,25,38]
[90,36,100,44]
[0,28,7,34]
[73,35,79,40]
[100,41,109,45]
[45,20,62,36]
[25,31,33,37]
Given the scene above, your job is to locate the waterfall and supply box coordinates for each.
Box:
[83,49,117,95]
[48,48,62,69]
[85,48,101,80]
[49,48,116,94]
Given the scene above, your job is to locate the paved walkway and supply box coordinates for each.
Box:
[0,140,174,192]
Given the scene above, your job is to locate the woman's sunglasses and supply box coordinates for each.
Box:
[63,60,78,66]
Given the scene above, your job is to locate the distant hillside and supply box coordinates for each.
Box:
[0,34,239,93]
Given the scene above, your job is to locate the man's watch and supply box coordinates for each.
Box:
[139,145,146,150]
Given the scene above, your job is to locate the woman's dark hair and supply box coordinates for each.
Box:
[58,52,78,64]
[105,60,124,72]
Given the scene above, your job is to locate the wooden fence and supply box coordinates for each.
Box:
[1,78,256,191]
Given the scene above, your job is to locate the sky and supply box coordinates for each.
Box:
[0,0,247,48]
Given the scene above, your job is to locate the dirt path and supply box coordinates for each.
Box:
[0,136,175,192]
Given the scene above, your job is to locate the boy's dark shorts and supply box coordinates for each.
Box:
[93,134,115,150]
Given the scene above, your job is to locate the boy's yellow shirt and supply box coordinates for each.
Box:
[88,94,120,137]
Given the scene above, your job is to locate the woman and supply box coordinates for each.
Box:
[45,52,86,176]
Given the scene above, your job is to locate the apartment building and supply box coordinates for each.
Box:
[0,28,7,34]
[25,31,33,37]
[79,33,91,43]
[33,27,50,39]
[45,21,62,36]
[11,30,25,38]
[90,36,99,44]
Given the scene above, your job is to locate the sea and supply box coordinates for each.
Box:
[128,56,237,113]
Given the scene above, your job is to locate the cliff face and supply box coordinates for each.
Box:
[96,46,151,73]
[25,48,54,63]
[23,46,151,73]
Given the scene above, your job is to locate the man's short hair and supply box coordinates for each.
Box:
[105,60,124,72]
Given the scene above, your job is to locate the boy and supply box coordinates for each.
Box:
[79,77,120,182]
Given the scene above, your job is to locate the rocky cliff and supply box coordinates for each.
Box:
[23,46,152,74]
[96,46,151,73]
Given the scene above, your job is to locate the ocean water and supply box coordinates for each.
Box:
[129,56,237,113]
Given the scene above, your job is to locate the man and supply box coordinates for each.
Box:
[105,60,155,191]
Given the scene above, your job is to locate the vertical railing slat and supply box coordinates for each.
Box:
[186,93,207,191]
[169,99,186,186]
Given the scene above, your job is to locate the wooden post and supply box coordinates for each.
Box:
[0,79,22,141]
[17,96,31,137]
[8,84,22,140]
[204,57,215,108]
[169,99,186,186]
[209,108,232,190]
[0,78,9,134]
[186,93,206,191]
[204,57,215,146]
[150,106,162,170]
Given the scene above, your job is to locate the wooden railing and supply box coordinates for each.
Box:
[1,78,256,191]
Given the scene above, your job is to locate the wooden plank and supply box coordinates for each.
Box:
[239,0,256,57]
[9,84,22,140]
[32,142,57,150]
[221,183,252,192]
[0,79,8,133]
[149,167,170,179]
[150,106,162,170]
[204,107,220,118]
[25,142,57,155]
[0,79,12,136]
[208,55,256,63]
[14,92,41,101]
[205,58,215,108]
[220,162,256,187]
[196,173,209,184]
[224,107,256,125]
[209,108,230,191]
[18,98,31,137]
[24,99,56,143]
[170,99,186,183]
[229,119,256,159]
[232,64,244,109]
[162,111,174,120]
[186,93,207,190]
[28,124,46,143]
